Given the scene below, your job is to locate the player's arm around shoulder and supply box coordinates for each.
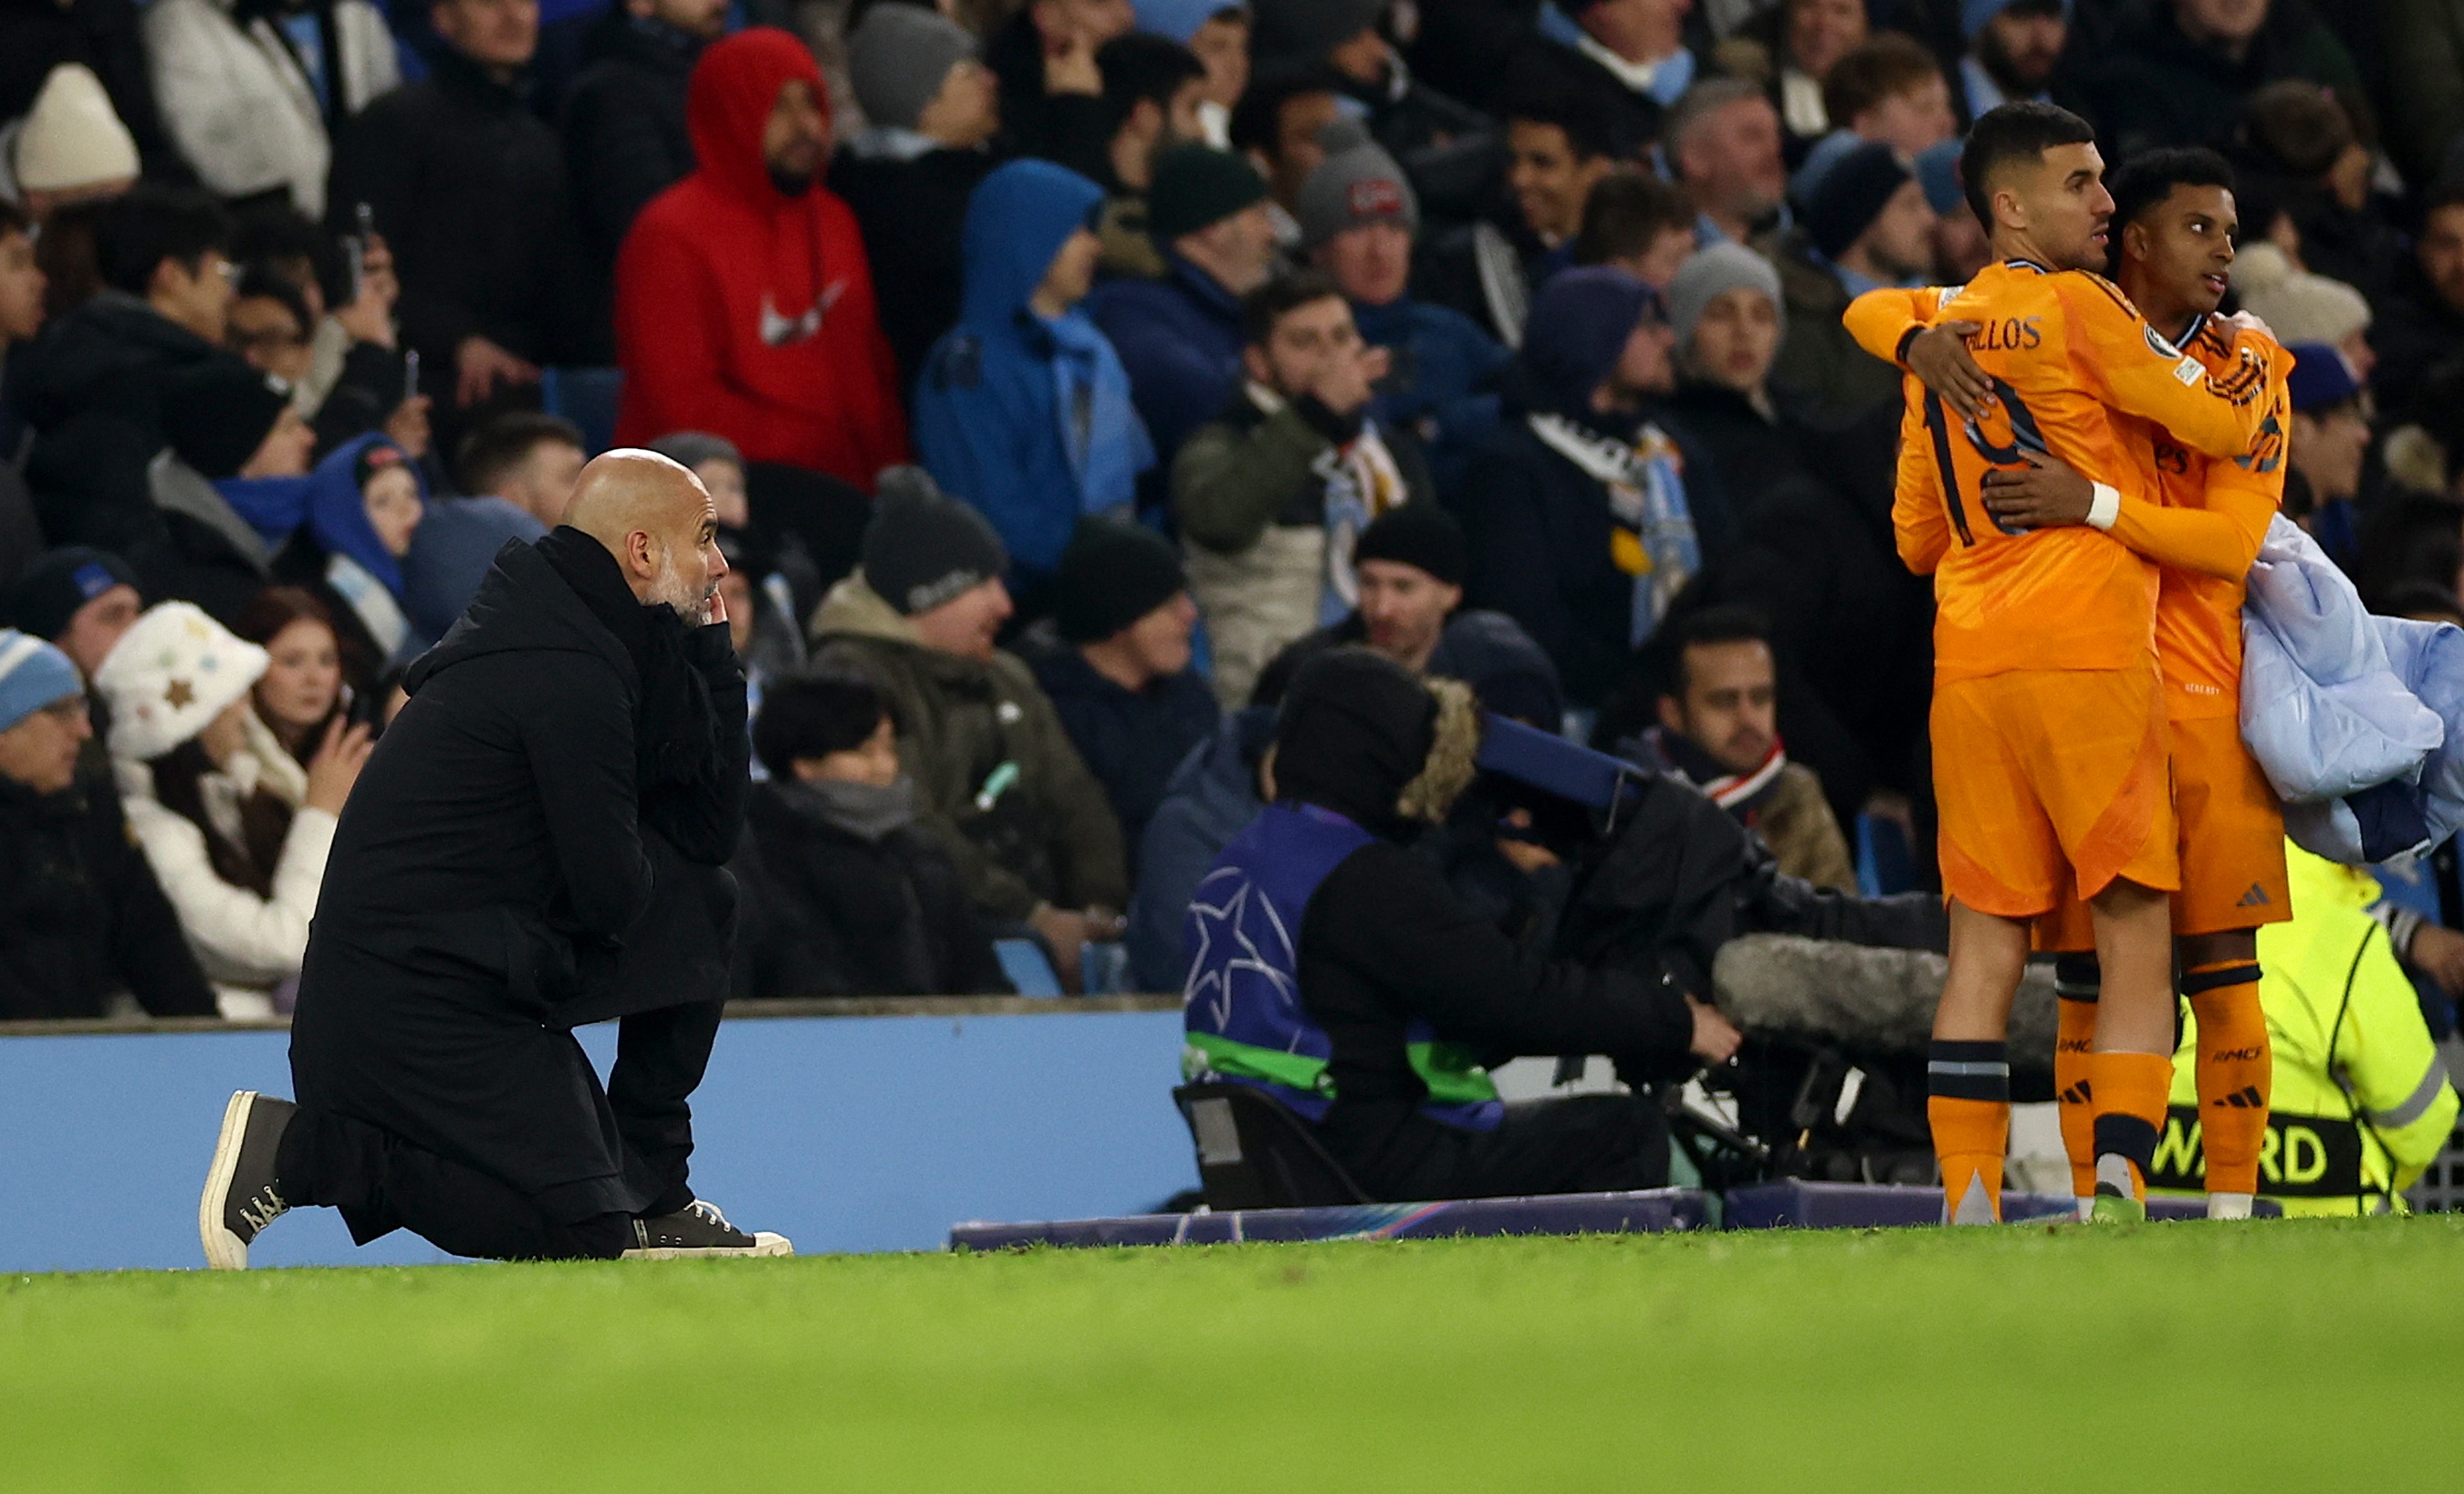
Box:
[2061,272,2269,460]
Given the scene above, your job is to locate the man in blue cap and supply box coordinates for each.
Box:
[0,628,216,1019]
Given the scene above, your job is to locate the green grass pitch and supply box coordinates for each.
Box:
[5,1215,2459,1492]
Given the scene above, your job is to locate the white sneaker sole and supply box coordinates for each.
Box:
[621,1230,794,1261]
[199,1090,257,1271]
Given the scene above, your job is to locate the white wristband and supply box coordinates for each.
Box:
[2086,482,2121,531]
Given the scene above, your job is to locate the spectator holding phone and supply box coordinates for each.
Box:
[94,601,372,1017]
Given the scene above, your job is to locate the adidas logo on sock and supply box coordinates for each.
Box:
[2236,883,2271,907]
[2213,1085,2266,1108]
[2059,1081,2093,1104]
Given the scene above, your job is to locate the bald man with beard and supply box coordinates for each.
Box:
[200,451,788,1267]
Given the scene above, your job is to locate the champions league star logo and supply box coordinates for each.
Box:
[1183,867,1300,1035]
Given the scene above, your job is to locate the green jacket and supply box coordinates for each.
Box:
[1760,228,1903,430]
[2151,845,2459,1216]
[807,574,1127,921]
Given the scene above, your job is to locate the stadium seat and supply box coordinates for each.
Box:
[1172,1083,1369,1210]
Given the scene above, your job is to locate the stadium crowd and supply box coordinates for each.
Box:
[0,0,2460,1196]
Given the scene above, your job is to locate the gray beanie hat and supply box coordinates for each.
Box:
[1665,242,1785,350]
[861,466,1010,616]
[1295,118,1420,250]
[848,4,976,132]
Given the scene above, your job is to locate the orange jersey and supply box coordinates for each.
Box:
[2129,320,2292,717]
[1850,266,2278,684]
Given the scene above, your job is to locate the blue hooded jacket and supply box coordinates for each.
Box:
[306,434,423,602]
[914,160,1154,576]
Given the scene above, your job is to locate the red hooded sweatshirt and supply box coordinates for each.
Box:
[612,28,908,485]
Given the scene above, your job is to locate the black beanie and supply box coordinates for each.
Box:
[1353,503,1467,587]
[4,545,142,642]
[1807,141,1916,262]
[159,359,292,480]
[1148,143,1269,243]
[1273,645,1435,833]
[1054,517,1187,643]
[861,465,1010,616]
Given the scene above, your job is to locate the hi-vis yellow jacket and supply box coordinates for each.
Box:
[2150,843,2459,1215]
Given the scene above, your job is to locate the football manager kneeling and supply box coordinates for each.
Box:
[201,449,786,1265]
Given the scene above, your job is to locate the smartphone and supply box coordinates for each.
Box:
[402,347,421,405]
[346,202,374,302]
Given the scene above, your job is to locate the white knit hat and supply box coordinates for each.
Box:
[12,64,141,194]
[93,603,269,763]
[2234,241,2371,348]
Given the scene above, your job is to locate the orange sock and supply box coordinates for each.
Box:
[2053,955,2100,1200]
[2185,962,2271,1197]
[1929,1040,2010,1223]
[2088,1050,2174,1202]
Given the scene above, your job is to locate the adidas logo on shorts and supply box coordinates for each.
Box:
[2236,884,2271,907]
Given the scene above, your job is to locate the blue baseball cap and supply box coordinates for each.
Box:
[2285,342,2362,413]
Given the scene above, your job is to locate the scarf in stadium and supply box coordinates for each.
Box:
[1527,412,1696,646]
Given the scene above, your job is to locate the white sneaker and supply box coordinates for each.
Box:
[620,1198,793,1259]
[200,1091,296,1269]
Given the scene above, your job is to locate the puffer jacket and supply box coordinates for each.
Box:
[141,0,398,216]
[116,707,334,1016]
[807,572,1127,919]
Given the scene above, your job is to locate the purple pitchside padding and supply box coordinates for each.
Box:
[948,1188,1712,1249]
[1722,1180,2278,1229]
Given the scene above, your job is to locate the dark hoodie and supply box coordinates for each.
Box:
[1456,274,1728,708]
[913,159,1153,575]
[16,290,225,552]
[1241,649,1693,1196]
[611,27,908,486]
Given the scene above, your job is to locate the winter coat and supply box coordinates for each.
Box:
[828,133,998,397]
[400,496,544,643]
[807,572,1127,920]
[0,768,216,1021]
[1126,705,1271,993]
[1173,390,1437,707]
[559,9,702,277]
[1411,210,1564,350]
[1020,629,1219,866]
[327,44,605,378]
[913,161,1154,576]
[1762,228,1904,430]
[1352,296,1508,499]
[732,778,1008,998]
[1085,256,1248,467]
[117,706,336,1015]
[16,292,227,554]
[981,6,1113,185]
[288,531,744,1214]
[2366,256,2464,425]
[1637,726,1857,893]
[611,28,908,487]
[2383,0,2464,189]
[2075,2,2364,161]
[141,0,398,216]
[0,0,178,179]
[1457,370,1730,708]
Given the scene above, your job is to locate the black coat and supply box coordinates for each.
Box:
[1021,636,1220,869]
[327,46,608,379]
[288,531,743,1213]
[732,781,1008,998]
[983,8,1113,184]
[14,293,226,551]
[0,768,215,1021]
[2368,256,2464,425]
[559,10,702,277]
[1456,374,1731,709]
[828,144,998,401]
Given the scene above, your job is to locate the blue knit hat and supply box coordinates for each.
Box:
[2285,343,2361,413]
[0,629,85,734]
[1521,266,1657,411]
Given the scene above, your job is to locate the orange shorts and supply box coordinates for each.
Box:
[1931,661,2178,919]
[2037,711,2290,950]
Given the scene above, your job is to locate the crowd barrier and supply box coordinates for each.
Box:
[0,998,1192,1274]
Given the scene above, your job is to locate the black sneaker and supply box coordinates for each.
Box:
[621,1198,793,1259]
[200,1091,296,1269]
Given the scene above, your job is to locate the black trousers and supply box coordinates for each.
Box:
[1321,1094,1671,1204]
[277,1000,724,1261]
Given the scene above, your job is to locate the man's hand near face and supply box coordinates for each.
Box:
[1309,343,1390,419]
